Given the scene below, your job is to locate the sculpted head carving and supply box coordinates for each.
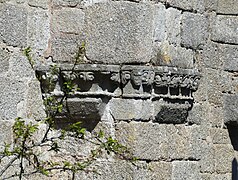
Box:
[110,72,120,83]
[141,70,155,85]
[131,70,143,86]
[121,71,131,84]
[169,74,182,88]
[79,72,94,81]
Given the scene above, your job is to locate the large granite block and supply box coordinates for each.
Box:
[155,42,194,68]
[52,8,85,34]
[85,2,154,64]
[217,0,238,15]
[0,4,27,47]
[167,0,205,13]
[27,10,50,57]
[166,7,182,45]
[223,94,238,125]
[116,122,202,161]
[181,12,208,49]
[0,47,10,74]
[109,98,152,121]
[212,15,238,44]
[172,161,201,180]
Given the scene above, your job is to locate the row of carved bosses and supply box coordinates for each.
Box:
[59,69,200,91]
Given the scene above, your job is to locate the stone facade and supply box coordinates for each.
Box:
[0,0,238,179]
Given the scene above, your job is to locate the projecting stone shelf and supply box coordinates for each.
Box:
[36,64,201,124]
[36,64,200,100]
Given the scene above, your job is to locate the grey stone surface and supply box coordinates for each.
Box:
[210,128,230,144]
[167,0,205,13]
[221,44,238,72]
[28,0,49,9]
[109,98,153,121]
[51,34,84,63]
[116,122,202,161]
[52,0,80,7]
[186,103,204,125]
[52,8,85,34]
[210,174,232,180]
[148,161,172,180]
[171,161,201,180]
[181,12,208,49]
[154,42,194,68]
[212,15,238,44]
[206,68,232,106]
[0,47,10,74]
[154,3,166,43]
[0,4,27,47]
[8,52,35,79]
[223,94,238,124]
[154,101,190,124]
[27,9,50,57]
[217,0,238,15]
[166,7,182,45]
[214,144,234,173]
[25,79,46,120]
[75,161,150,180]
[199,142,215,173]
[0,120,13,148]
[0,77,27,120]
[85,2,154,64]
[65,98,105,120]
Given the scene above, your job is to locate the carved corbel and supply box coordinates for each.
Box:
[121,71,131,85]
[78,72,95,81]
[110,72,120,84]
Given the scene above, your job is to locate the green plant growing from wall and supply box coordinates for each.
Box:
[0,45,134,179]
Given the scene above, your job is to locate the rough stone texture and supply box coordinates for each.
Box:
[65,97,104,120]
[52,8,85,34]
[51,34,84,63]
[116,122,203,161]
[166,7,182,45]
[214,144,234,173]
[167,0,206,12]
[212,15,238,45]
[154,101,189,124]
[0,47,10,74]
[186,103,204,125]
[0,4,27,47]
[28,0,49,9]
[0,77,27,120]
[154,3,166,43]
[181,12,208,49]
[210,128,230,144]
[217,0,238,15]
[0,0,238,179]
[171,161,201,180]
[223,94,238,125]
[155,42,194,68]
[205,68,232,106]
[0,120,13,148]
[85,2,154,64]
[109,98,152,121]
[27,9,50,57]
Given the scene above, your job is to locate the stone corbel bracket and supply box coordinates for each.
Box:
[121,65,200,101]
[36,64,200,100]
[36,64,201,124]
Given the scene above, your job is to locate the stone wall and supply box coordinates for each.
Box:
[0,0,238,179]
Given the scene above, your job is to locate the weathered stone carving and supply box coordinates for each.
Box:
[36,64,200,123]
[37,64,200,100]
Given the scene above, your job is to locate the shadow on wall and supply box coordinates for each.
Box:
[228,125,238,151]
[232,158,238,180]
[229,125,238,180]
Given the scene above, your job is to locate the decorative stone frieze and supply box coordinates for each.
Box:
[36,64,200,123]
